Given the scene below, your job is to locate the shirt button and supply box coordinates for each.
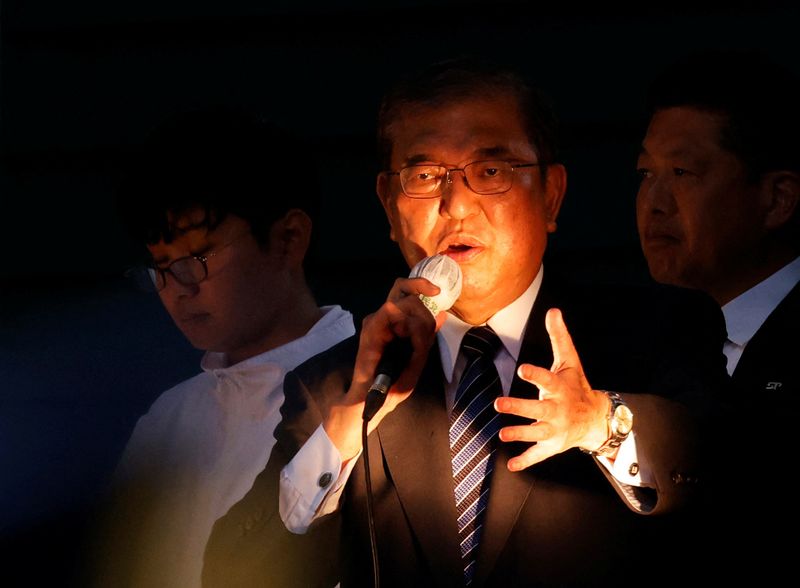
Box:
[318,472,333,488]
[628,462,639,476]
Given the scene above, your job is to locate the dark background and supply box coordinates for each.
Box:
[1,1,798,585]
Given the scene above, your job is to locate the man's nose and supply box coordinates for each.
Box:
[440,168,481,220]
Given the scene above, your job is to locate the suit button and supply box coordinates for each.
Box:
[672,472,684,484]
[244,517,254,531]
[318,472,333,488]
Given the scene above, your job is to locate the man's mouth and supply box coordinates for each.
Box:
[445,243,472,253]
[644,231,680,246]
[440,236,484,262]
[179,312,211,324]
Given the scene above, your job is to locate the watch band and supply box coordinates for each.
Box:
[581,391,633,457]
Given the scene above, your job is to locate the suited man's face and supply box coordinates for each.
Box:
[376,92,566,325]
[636,106,773,305]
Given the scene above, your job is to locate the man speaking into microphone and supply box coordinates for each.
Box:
[203,57,729,587]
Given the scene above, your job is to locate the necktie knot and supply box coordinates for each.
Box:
[460,326,501,362]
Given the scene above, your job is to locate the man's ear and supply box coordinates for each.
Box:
[542,163,567,233]
[272,209,312,264]
[763,170,800,231]
[376,173,398,242]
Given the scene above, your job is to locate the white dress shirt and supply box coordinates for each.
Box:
[112,305,355,588]
[279,268,650,533]
[722,256,800,375]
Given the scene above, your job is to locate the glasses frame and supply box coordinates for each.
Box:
[384,159,543,199]
[130,231,251,292]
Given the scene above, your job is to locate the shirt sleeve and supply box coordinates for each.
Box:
[595,431,659,513]
[279,424,360,533]
[596,431,654,487]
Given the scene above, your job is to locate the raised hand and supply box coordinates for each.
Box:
[323,276,445,460]
[494,308,611,471]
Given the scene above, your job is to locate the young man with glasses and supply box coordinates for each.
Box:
[86,107,355,588]
[205,58,729,587]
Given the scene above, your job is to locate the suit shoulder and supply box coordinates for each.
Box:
[549,274,722,328]
[291,335,359,386]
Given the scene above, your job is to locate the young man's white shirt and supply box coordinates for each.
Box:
[113,305,355,588]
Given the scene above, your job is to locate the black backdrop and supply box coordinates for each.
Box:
[1,1,798,585]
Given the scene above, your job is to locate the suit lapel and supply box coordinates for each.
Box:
[474,275,557,585]
[733,281,800,396]
[378,346,464,584]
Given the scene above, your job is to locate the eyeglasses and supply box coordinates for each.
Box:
[385,159,542,199]
[126,231,250,292]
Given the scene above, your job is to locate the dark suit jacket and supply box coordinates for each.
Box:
[730,280,798,398]
[710,280,799,583]
[204,273,729,587]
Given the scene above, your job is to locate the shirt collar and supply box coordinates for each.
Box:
[438,265,543,383]
[200,305,355,374]
[722,256,800,346]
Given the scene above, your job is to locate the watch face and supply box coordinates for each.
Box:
[612,404,634,436]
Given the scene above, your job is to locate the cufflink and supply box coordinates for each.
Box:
[318,472,333,488]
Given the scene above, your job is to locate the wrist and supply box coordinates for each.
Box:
[581,391,633,458]
[324,403,364,461]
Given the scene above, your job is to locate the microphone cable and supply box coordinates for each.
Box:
[358,253,462,588]
[361,416,380,588]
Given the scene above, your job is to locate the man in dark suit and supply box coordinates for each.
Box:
[204,57,729,587]
[636,49,799,582]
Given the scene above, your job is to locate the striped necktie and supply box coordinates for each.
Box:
[449,325,503,586]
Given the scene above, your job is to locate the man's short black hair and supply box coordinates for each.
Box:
[376,56,560,173]
[116,105,320,248]
[645,49,800,178]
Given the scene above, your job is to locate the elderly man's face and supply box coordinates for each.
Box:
[377,92,565,324]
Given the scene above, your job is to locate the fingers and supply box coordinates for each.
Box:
[498,421,553,443]
[356,292,437,398]
[544,308,579,372]
[387,276,441,303]
[515,363,557,395]
[506,444,553,472]
[494,396,553,421]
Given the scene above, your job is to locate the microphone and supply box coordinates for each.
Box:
[362,254,462,421]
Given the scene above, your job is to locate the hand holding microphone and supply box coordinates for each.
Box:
[362,254,462,421]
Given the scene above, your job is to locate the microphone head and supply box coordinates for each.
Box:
[408,254,462,315]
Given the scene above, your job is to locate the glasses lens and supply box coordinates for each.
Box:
[465,160,513,194]
[169,257,207,286]
[400,165,445,197]
[147,267,166,291]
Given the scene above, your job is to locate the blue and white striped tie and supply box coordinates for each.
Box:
[449,325,502,586]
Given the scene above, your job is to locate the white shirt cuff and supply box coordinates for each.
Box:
[596,431,654,487]
[279,424,360,533]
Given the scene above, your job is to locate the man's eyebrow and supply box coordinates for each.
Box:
[474,146,512,159]
[404,153,436,166]
[402,146,514,166]
[191,241,215,257]
[639,144,705,160]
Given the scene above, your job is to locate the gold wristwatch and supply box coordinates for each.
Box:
[582,391,633,457]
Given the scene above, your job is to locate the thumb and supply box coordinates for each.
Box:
[545,308,580,372]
